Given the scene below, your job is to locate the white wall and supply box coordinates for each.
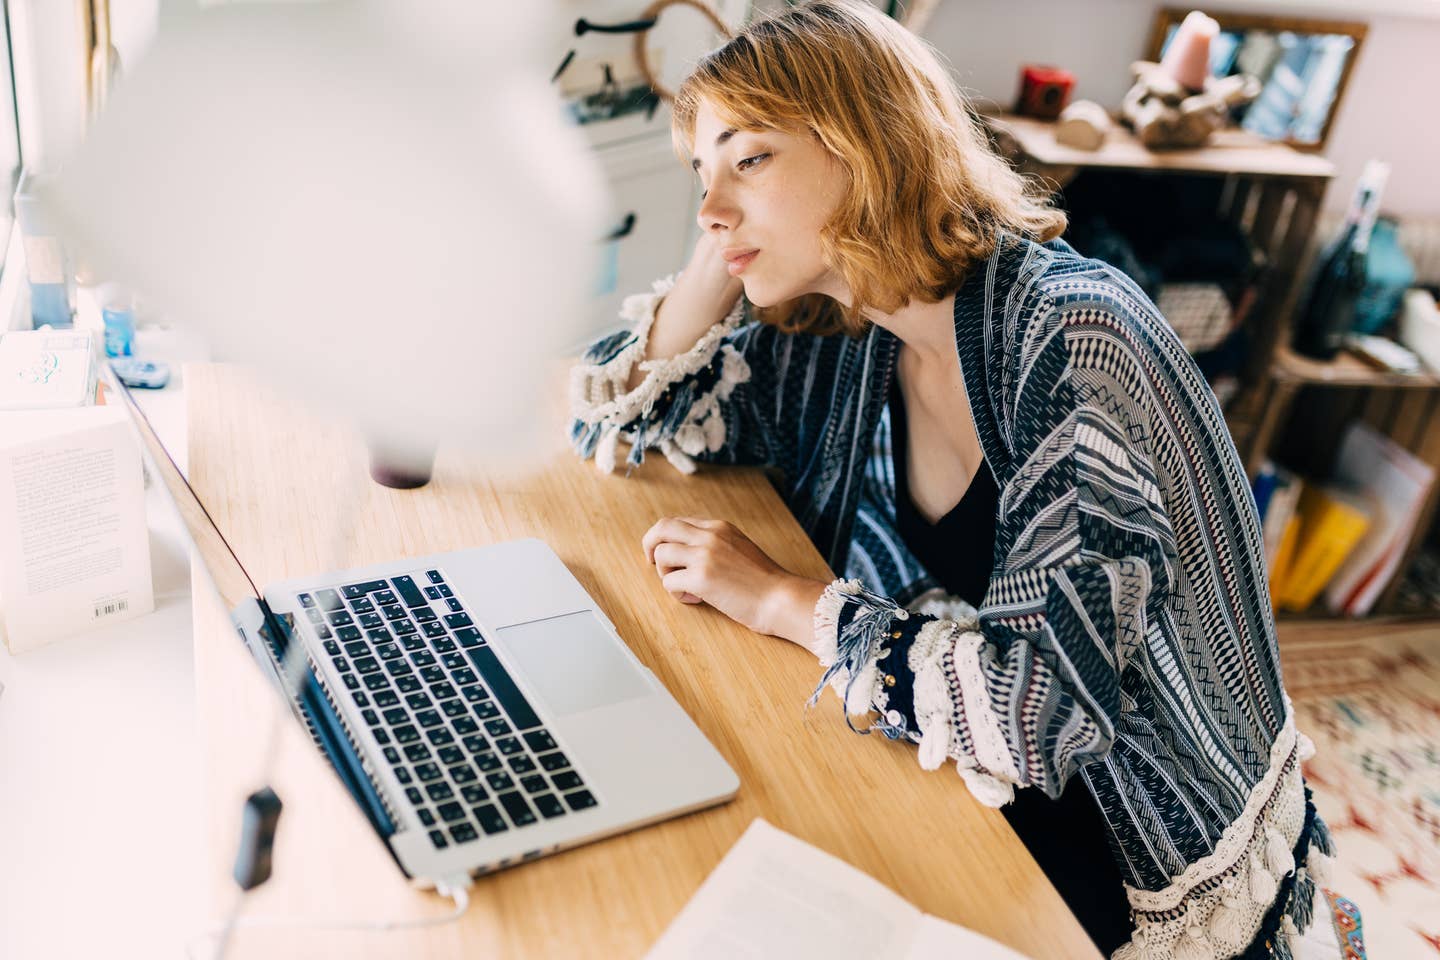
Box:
[913,0,1440,218]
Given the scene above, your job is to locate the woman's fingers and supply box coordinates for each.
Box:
[661,568,701,603]
[641,516,711,563]
[652,541,696,572]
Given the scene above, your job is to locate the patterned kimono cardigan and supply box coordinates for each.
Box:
[569,233,1335,960]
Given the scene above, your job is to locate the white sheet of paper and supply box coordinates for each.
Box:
[0,406,154,651]
[645,818,1034,960]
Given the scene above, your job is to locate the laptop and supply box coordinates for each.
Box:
[113,373,739,888]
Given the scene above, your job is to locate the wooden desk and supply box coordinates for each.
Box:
[187,364,1102,959]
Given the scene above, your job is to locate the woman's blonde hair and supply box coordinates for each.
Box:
[671,0,1065,337]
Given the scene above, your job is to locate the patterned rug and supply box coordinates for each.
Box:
[1281,623,1440,958]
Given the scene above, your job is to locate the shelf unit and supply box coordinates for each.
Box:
[984,114,1440,621]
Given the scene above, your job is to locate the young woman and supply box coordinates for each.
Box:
[569,3,1343,958]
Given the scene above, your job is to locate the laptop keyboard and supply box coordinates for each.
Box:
[299,568,598,850]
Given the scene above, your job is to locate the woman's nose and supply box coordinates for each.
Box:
[696,186,736,233]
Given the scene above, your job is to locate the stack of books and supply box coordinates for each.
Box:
[1254,422,1435,616]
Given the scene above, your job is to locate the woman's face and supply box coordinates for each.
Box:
[690,98,851,307]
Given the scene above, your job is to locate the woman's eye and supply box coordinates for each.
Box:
[738,153,769,171]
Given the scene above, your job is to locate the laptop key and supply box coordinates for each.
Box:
[414,762,441,781]
[382,604,407,621]
[453,717,479,736]
[362,674,388,692]
[428,829,448,849]
[446,598,464,613]
[538,752,570,772]
[383,707,408,725]
[475,804,508,835]
[405,787,424,805]
[423,622,447,639]
[344,641,369,657]
[394,620,417,636]
[414,608,438,623]
[442,653,467,671]
[315,624,333,640]
[533,794,566,819]
[449,822,478,844]
[372,729,391,745]
[450,764,477,784]
[507,755,536,774]
[394,766,412,784]
[432,637,457,654]
[361,709,380,727]
[374,690,400,708]
[366,629,393,644]
[438,584,454,598]
[475,753,502,772]
[486,772,515,792]
[461,784,488,805]
[456,628,483,647]
[444,613,473,629]
[425,782,454,802]
[462,735,489,755]
[344,674,363,691]
[405,744,432,763]
[306,607,324,625]
[474,701,501,720]
[393,724,420,744]
[412,650,437,667]
[396,676,422,693]
[376,644,403,662]
[442,700,467,718]
[437,801,465,822]
[375,590,397,605]
[521,775,548,794]
[564,790,597,812]
[552,770,583,792]
[427,570,444,584]
[359,613,384,629]
[484,719,512,738]
[351,691,370,708]
[299,593,316,608]
[350,598,375,614]
[523,730,557,753]
[461,684,488,703]
[332,657,350,673]
[415,710,443,728]
[393,576,427,608]
[465,646,542,730]
[497,791,537,827]
[402,635,426,652]
[496,737,524,756]
[426,728,455,747]
[430,682,457,701]
[337,626,362,642]
[425,586,442,601]
[341,584,366,600]
[327,610,354,627]
[417,807,435,827]
[326,640,343,657]
[383,746,401,764]
[452,668,479,686]
[437,746,464,765]
[317,589,343,611]
[420,666,446,684]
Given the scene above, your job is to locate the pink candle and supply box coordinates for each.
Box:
[1161,10,1219,92]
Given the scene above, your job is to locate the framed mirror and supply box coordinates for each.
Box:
[1145,8,1367,151]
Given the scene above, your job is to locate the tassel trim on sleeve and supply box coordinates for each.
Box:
[568,272,749,475]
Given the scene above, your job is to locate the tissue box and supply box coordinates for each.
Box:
[0,405,154,652]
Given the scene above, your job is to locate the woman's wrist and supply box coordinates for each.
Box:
[762,575,830,650]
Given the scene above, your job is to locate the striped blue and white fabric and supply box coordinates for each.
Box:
[569,233,1337,959]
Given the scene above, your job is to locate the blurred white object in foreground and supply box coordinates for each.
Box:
[43,0,607,474]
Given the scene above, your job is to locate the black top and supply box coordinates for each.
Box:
[888,372,998,607]
[886,372,1135,955]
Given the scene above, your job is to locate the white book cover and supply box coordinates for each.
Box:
[0,405,154,652]
[645,819,1035,960]
[0,328,96,410]
[1323,422,1435,616]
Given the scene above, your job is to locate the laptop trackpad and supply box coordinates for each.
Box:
[494,610,652,717]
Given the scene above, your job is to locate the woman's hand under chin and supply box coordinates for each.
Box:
[641,516,828,650]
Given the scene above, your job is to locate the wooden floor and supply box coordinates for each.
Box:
[1276,615,1440,700]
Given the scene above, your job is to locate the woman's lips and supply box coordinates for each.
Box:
[727,250,759,275]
